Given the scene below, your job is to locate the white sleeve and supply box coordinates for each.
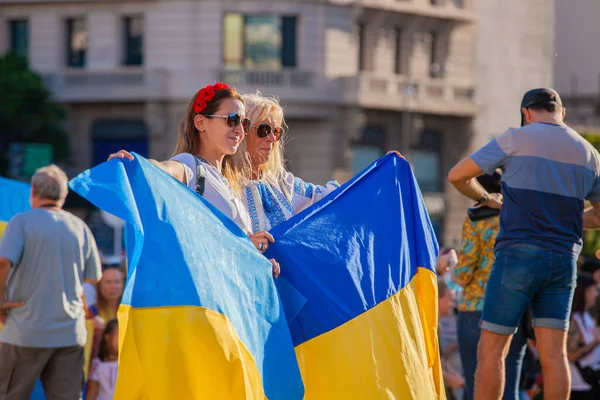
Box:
[170,153,196,190]
[89,359,102,381]
[283,171,341,214]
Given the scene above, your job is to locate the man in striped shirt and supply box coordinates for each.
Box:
[448,88,600,400]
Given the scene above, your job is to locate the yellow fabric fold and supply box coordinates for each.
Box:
[295,268,445,400]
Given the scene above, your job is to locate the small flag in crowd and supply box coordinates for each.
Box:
[0,177,30,238]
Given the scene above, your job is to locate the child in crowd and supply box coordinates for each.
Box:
[85,319,119,400]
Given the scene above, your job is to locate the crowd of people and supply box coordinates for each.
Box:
[1,83,600,400]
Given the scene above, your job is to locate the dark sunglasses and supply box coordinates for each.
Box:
[206,113,250,134]
[253,124,284,141]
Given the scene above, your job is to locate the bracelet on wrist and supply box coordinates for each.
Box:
[477,192,489,205]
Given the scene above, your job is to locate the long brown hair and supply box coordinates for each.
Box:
[172,85,247,193]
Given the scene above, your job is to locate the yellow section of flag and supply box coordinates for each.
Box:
[115,305,266,400]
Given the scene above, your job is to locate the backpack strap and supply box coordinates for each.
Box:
[192,156,206,197]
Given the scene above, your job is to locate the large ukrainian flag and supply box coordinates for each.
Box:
[0,177,30,238]
[267,154,445,399]
[69,155,304,400]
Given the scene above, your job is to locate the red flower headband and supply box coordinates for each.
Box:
[193,82,231,114]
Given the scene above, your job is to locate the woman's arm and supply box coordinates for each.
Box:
[107,151,187,184]
[154,160,187,183]
[85,380,99,400]
[285,172,340,214]
[567,317,600,362]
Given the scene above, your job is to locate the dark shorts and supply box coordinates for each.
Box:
[0,343,84,400]
[481,244,577,335]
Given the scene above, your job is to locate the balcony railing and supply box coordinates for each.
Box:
[341,73,476,116]
[348,0,476,22]
[42,68,168,102]
[218,69,315,89]
[216,69,342,103]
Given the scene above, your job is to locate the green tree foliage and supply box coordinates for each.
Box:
[582,132,600,257]
[0,52,69,176]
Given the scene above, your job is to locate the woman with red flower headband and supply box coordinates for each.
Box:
[108,83,280,276]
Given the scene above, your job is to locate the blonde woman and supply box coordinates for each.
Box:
[230,93,341,234]
[108,83,279,275]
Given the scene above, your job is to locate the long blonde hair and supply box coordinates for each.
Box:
[230,92,287,188]
[172,86,247,194]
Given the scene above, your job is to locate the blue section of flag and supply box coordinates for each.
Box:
[0,178,45,400]
[69,155,304,400]
[0,177,31,222]
[30,381,46,400]
[265,154,439,346]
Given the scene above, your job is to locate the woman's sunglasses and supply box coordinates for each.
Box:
[206,113,250,134]
[253,124,284,141]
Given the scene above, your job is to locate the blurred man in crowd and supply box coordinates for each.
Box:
[0,165,102,400]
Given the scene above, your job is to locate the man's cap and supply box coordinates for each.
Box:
[520,88,563,126]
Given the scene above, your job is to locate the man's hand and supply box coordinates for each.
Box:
[482,193,503,210]
[0,300,24,324]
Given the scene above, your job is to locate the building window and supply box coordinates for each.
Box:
[352,125,386,174]
[394,27,402,75]
[281,16,297,67]
[66,18,87,68]
[412,130,442,192]
[222,14,297,69]
[428,31,443,78]
[357,23,366,72]
[412,151,441,192]
[9,20,29,56]
[223,14,244,69]
[123,16,143,66]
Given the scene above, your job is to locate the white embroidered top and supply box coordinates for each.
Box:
[243,171,340,233]
[171,153,252,235]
